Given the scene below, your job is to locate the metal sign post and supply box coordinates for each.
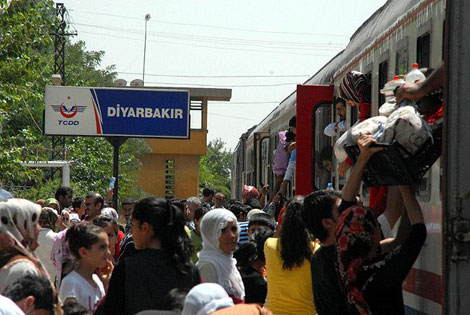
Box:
[106,137,128,209]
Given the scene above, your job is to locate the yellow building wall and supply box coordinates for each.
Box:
[137,130,207,199]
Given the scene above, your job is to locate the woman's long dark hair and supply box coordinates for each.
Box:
[132,197,193,274]
[280,196,313,270]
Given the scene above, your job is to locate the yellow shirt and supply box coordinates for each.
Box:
[264,237,319,315]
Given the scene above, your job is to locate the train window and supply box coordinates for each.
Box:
[395,37,409,75]
[417,33,431,69]
[378,59,389,107]
[165,159,176,199]
[259,137,270,186]
[312,102,333,190]
[190,99,203,130]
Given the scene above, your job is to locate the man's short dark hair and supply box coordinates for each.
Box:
[63,298,88,315]
[336,97,346,106]
[248,213,275,231]
[3,275,53,313]
[72,197,84,209]
[227,200,248,219]
[202,187,214,197]
[289,115,296,128]
[302,190,341,242]
[55,186,73,201]
[244,198,261,210]
[194,207,209,221]
[320,146,333,163]
[121,198,136,206]
[86,192,104,210]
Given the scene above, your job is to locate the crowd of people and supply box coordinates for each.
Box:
[0,137,427,315]
[0,67,443,314]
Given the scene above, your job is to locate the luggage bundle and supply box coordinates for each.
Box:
[334,74,442,186]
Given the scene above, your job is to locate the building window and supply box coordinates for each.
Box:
[395,38,409,75]
[165,159,176,199]
[378,60,389,107]
[190,99,203,130]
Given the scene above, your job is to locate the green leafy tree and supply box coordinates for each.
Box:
[0,0,55,188]
[0,0,150,203]
[199,139,232,196]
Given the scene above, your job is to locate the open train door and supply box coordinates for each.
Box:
[296,85,334,195]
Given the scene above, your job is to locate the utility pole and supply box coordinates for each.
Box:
[142,14,151,84]
[50,3,76,180]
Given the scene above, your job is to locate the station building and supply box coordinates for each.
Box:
[137,87,231,199]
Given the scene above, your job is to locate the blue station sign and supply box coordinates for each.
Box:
[44,86,190,138]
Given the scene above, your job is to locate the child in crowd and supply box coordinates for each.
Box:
[59,222,112,313]
[247,213,275,237]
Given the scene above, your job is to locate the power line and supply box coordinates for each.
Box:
[144,81,298,88]
[118,71,309,79]
[68,8,349,38]
[71,22,345,51]
[78,30,334,57]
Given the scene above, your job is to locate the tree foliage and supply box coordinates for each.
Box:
[0,0,149,203]
[199,139,232,197]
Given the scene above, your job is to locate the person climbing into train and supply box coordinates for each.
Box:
[280,116,297,197]
[335,184,426,314]
[272,129,289,197]
[302,134,380,315]
[338,71,388,218]
[302,134,412,315]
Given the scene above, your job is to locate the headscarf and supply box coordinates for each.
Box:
[0,199,59,314]
[0,199,53,283]
[197,209,245,301]
[44,198,60,209]
[0,198,41,252]
[243,185,259,200]
[335,206,378,315]
[182,283,234,315]
[340,71,368,104]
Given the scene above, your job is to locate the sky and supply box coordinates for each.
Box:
[57,0,387,151]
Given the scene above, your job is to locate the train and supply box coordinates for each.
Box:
[230,0,468,314]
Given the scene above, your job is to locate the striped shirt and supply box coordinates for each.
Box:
[238,221,249,245]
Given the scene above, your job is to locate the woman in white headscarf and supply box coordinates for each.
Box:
[182,283,234,315]
[0,198,46,293]
[197,209,245,303]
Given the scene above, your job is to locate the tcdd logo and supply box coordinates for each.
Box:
[51,96,86,119]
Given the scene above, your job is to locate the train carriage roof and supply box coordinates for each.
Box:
[332,0,426,78]
[243,0,430,140]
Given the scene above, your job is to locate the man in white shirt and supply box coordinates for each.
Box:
[212,193,226,209]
